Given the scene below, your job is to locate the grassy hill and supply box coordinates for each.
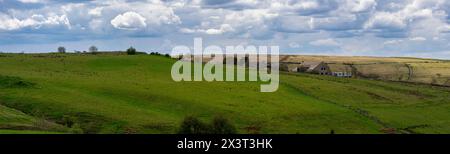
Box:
[0,53,449,134]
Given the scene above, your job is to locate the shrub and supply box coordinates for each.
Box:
[126,47,137,55]
[0,75,35,88]
[177,115,237,134]
[69,123,84,134]
[211,115,237,134]
[61,115,76,127]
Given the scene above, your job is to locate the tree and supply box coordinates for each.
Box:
[126,46,137,55]
[177,116,209,134]
[89,46,98,53]
[58,46,66,53]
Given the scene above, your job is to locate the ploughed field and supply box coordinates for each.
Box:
[0,53,449,134]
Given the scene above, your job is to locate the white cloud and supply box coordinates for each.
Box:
[364,0,441,31]
[438,25,450,33]
[409,37,426,41]
[111,11,147,30]
[346,0,376,12]
[17,0,45,3]
[310,39,340,46]
[179,28,196,34]
[204,24,234,35]
[383,39,404,45]
[179,24,234,35]
[270,0,337,15]
[88,7,103,17]
[1,0,450,59]
[0,13,70,31]
[276,16,314,33]
[364,12,406,30]
[220,9,278,37]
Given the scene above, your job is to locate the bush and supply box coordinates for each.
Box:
[0,75,35,88]
[61,115,76,127]
[211,115,237,134]
[177,115,237,134]
[150,52,162,55]
[69,123,84,134]
[126,47,137,55]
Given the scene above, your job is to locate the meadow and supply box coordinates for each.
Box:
[0,53,449,134]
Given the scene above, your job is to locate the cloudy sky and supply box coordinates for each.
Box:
[1,0,450,59]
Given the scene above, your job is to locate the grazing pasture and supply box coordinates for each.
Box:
[0,53,449,134]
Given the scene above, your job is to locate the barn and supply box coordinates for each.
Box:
[281,61,353,77]
[281,61,331,75]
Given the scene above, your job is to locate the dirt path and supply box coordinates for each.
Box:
[405,64,413,81]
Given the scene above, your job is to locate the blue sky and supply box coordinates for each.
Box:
[0,0,450,59]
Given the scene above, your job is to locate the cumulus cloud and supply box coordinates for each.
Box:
[364,12,406,30]
[364,0,442,32]
[179,8,277,38]
[0,13,70,31]
[1,0,450,59]
[111,11,147,30]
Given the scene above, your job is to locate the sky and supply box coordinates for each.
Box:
[0,0,450,59]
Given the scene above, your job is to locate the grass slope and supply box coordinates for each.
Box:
[0,53,449,134]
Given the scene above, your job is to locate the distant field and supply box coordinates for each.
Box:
[281,55,450,86]
[0,53,449,134]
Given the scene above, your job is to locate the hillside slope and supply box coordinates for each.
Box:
[0,54,449,134]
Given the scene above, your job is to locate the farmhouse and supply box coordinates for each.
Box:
[327,63,353,78]
[281,61,353,77]
[332,72,353,77]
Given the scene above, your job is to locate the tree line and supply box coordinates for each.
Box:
[57,46,170,57]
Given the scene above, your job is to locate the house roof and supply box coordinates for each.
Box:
[301,62,323,71]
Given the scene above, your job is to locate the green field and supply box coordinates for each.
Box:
[0,53,449,134]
